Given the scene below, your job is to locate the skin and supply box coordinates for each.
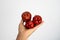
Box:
[16,20,44,40]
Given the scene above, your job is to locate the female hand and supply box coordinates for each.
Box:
[16,20,44,40]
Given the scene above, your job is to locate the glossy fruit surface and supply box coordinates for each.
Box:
[22,11,31,22]
[25,21,34,29]
[33,15,42,25]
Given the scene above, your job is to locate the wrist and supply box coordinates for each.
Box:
[16,32,27,40]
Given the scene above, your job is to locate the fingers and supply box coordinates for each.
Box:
[26,21,44,36]
[27,21,44,31]
[33,21,44,31]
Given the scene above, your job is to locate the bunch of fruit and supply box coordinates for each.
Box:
[22,11,42,29]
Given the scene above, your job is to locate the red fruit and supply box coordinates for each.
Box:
[33,15,42,25]
[25,21,34,29]
[22,11,31,22]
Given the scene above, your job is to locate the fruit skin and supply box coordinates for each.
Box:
[33,15,42,25]
[25,21,34,29]
[22,11,31,22]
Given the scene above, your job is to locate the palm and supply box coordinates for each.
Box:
[18,20,44,38]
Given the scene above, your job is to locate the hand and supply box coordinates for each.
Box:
[16,20,44,40]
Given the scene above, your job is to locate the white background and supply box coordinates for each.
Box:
[0,0,60,40]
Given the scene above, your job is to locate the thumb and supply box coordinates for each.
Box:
[18,20,25,32]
